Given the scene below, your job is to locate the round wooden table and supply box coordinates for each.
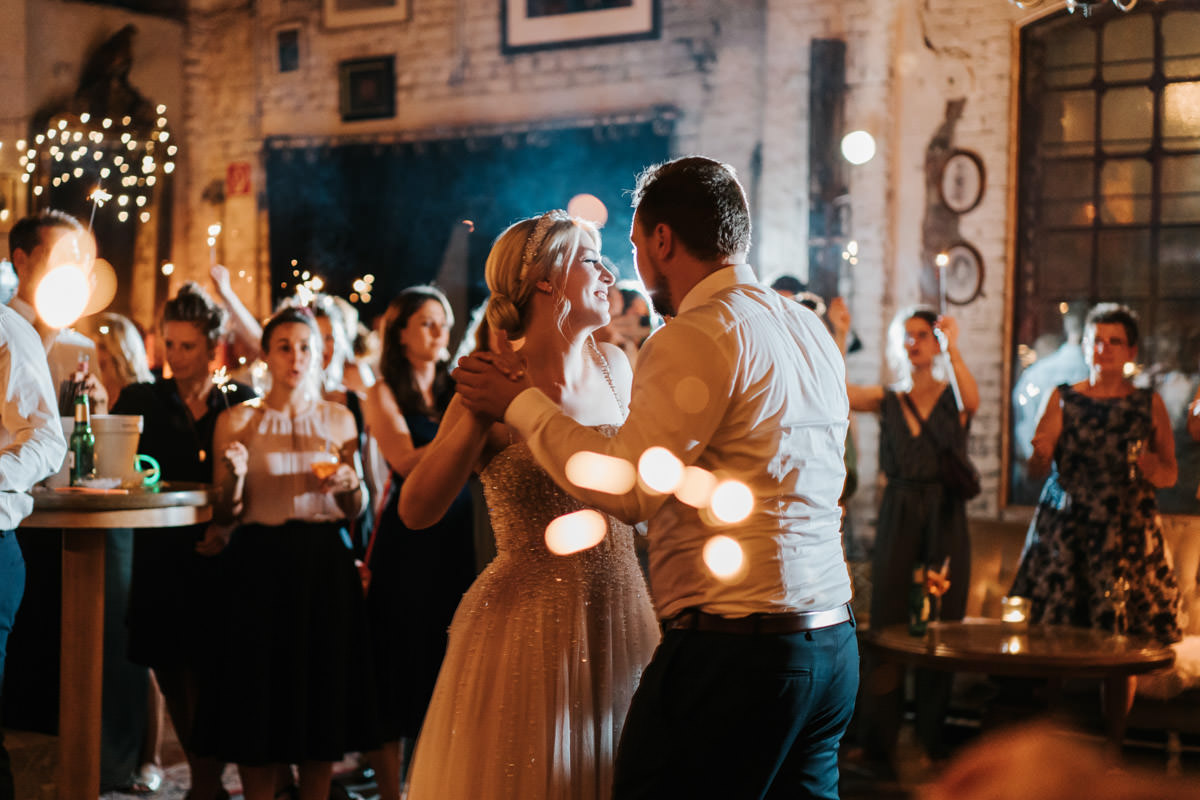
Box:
[20,483,212,800]
[864,620,1176,749]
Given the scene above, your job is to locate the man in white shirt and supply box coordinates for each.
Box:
[8,210,107,414]
[455,157,857,799]
[0,300,68,800]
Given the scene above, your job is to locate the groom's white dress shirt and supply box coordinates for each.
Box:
[506,264,852,620]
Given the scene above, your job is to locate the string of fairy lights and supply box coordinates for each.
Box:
[11,106,176,225]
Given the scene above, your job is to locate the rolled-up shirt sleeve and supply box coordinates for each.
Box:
[505,319,732,524]
[0,311,68,496]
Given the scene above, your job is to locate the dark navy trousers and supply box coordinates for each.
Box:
[0,531,26,800]
[613,618,859,800]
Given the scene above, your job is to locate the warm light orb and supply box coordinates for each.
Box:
[935,252,949,268]
[35,265,90,328]
[566,193,608,228]
[545,509,608,556]
[675,465,718,509]
[702,535,746,582]
[710,480,754,523]
[638,447,684,494]
[565,451,637,495]
[840,130,877,165]
[81,259,118,316]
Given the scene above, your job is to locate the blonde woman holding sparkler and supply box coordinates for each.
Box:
[112,282,256,800]
[829,299,978,766]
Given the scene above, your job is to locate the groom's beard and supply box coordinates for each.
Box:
[649,273,675,318]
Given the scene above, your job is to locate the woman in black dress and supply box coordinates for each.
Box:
[361,286,476,800]
[832,301,979,763]
[113,282,256,800]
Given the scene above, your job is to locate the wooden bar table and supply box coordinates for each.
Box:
[20,482,212,800]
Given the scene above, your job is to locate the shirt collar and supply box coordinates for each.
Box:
[7,297,56,353]
[677,263,759,315]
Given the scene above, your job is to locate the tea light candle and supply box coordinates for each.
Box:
[1001,596,1031,630]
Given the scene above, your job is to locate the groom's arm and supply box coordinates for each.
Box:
[505,320,733,524]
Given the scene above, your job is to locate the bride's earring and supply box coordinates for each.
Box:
[535,279,553,294]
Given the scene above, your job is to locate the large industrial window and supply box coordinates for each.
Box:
[1009,3,1200,513]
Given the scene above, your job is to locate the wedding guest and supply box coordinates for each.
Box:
[832,299,979,764]
[77,312,154,407]
[113,282,256,800]
[8,210,107,413]
[192,306,379,800]
[0,299,67,800]
[1011,303,1180,710]
[361,286,476,799]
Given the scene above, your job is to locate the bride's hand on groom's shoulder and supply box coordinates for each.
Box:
[455,337,531,421]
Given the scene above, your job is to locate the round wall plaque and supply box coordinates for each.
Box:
[939,149,986,214]
[941,241,985,306]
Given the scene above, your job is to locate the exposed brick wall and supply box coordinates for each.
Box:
[180,0,1035,535]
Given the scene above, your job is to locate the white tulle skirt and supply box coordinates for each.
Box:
[404,538,659,800]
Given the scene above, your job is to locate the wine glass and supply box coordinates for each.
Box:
[1105,574,1130,636]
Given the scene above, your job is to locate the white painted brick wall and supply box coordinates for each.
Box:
[180,0,1040,534]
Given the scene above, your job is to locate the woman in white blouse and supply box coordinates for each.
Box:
[191,306,380,800]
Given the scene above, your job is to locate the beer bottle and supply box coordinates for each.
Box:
[69,394,95,485]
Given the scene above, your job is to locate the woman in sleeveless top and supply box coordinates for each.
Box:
[361,287,476,799]
[1012,303,1179,653]
[833,302,980,762]
[396,212,660,800]
[191,306,380,800]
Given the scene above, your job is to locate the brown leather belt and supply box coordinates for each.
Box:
[663,604,853,635]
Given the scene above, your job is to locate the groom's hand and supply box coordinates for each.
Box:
[455,338,532,421]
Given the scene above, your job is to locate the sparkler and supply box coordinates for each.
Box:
[207,223,222,266]
[87,187,112,232]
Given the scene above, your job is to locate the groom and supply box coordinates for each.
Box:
[455,156,857,799]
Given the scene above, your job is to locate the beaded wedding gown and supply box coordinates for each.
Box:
[404,425,660,800]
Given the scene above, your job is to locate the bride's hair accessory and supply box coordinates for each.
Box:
[520,210,571,282]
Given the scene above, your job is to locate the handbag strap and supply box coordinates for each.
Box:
[901,391,949,450]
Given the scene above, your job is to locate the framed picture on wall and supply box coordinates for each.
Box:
[324,0,408,29]
[275,26,302,73]
[338,57,396,121]
[501,0,661,55]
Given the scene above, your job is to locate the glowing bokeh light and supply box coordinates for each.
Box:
[638,447,684,494]
[161,262,175,276]
[840,130,877,165]
[544,509,607,556]
[710,480,754,523]
[34,266,90,328]
[702,535,746,582]
[81,259,117,316]
[565,451,637,494]
[675,465,718,509]
[566,193,608,227]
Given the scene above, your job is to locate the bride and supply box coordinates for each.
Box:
[397,210,659,800]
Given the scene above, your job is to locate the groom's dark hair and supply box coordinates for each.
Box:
[631,156,751,262]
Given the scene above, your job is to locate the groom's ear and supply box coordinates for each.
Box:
[535,279,553,294]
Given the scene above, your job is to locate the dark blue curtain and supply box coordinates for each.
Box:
[264,120,672,325]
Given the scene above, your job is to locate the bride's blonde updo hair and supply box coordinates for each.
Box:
[476,210,600,350]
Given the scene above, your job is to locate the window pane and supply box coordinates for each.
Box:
[1044,25,1096,87]
[1099,158,1151,224]
[1158,227,1200,296]
[1163,11,1200,79]
[1041,159,1095,226]
[1102,14,1154,83]
[1096,229,1151,299]
[1037,232,1092,295]
[1163,81,1200,150]
[1102,86,1153,155]
[1162,155,1200,223]
[1042,90,1095,157]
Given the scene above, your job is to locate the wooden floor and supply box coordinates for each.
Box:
[8,715,1200,799]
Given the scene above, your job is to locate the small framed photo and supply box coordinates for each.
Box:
[276,26,301,73]
[324,0,408,29]
[938,149,986,215]
[501,0,661,55]
[338,56,396,122]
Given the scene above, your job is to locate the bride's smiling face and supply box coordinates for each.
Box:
[558,235,614,332]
